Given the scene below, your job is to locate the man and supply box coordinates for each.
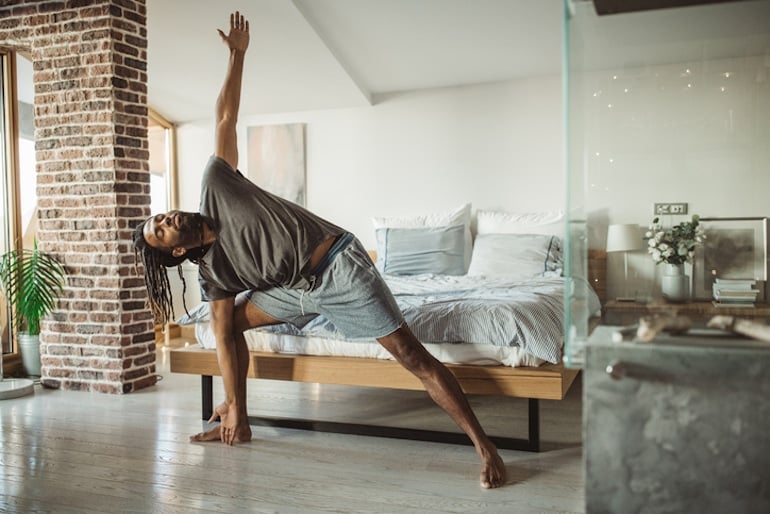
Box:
[133,11,506,489]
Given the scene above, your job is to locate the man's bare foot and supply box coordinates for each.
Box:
[480,447,507,489]
[189,424,252,443]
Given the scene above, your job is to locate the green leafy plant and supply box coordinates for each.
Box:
[0,240,65,335]
[644,215,705,265]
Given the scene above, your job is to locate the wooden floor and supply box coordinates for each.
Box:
[0,341,585,513]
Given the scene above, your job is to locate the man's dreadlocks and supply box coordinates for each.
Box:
[132,221,196,326]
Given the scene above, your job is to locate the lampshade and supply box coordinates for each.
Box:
[606,224,644,253]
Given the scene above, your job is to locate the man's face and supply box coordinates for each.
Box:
[142,210,204,257]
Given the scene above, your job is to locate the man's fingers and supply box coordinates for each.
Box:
[227,11,247,32]
[207,411,220,424]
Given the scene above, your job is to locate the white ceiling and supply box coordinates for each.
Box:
[146,0,563,122]
[146,0,770,123]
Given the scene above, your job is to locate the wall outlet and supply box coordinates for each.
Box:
[654,202,688,215]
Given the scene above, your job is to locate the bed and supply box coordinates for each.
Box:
[170,205,603,451]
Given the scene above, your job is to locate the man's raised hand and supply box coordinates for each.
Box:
[217,11,250,53]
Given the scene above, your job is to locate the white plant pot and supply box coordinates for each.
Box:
[17,332,41,377]
[661,263,689,302]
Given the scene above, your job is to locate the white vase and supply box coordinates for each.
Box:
[18,332,41,377]
[661,263,689,302]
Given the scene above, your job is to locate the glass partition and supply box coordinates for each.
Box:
[564,0,770,365]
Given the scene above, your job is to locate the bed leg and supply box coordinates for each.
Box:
[528,398,540,452]
[202,375,213,421]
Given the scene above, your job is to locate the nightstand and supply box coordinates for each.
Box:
[602,299,770,327]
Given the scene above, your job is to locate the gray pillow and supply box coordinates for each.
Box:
[176,302,210,325]
[375,225,466,275]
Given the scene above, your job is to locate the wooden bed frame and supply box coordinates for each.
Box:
[170,347,578,451]
[169,250,605,452]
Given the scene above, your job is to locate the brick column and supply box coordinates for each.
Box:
[0,0,155,393]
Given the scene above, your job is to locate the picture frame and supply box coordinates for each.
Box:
[691,217,769,300]
[246,123,307,206]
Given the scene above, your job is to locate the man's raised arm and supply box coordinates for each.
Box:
[214,11,250,171]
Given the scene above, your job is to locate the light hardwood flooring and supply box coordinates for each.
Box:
[1,341,584,513]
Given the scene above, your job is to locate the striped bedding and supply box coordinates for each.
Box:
[192,273,599,365]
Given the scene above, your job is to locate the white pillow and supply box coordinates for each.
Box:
[372,203,472,271]
[372,203,471,229]
[467,233,563,279]
[476,209,565,237]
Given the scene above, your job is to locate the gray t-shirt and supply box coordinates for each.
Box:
[197,156,344,300]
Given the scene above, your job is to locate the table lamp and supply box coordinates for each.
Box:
[606,223,644,301]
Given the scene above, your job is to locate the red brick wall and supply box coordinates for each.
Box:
[0,0,155,393]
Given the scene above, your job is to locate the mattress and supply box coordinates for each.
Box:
[195,322,545,367]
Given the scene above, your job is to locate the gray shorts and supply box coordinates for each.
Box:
[247,237,405,339]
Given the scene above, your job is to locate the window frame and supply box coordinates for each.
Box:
[148,107,179,212]
[1,48,25,375]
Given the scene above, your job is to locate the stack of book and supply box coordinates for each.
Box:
[712,278,760,307]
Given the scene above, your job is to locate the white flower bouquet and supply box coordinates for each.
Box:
[644,215,705,265]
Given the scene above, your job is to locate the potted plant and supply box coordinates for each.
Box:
[644,215,705,302]
[0,239,65,377]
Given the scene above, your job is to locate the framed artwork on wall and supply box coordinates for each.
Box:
[247,123,307,206]
[691,217,769,300]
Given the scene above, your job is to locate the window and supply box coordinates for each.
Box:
[148,108,178,214]
[0,47,179,375]
[0,49,32,374]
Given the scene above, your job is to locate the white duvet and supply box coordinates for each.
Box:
[187,273,600,365]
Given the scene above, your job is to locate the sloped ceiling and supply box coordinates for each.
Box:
[146,0,770,123]
[146,0,562,122]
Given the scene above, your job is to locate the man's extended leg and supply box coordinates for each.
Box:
[377,325,507,489]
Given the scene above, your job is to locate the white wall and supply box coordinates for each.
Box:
[170,75,564,310]
[169,53,770,311]
[176,76,565,248]
[575,55,770,300]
